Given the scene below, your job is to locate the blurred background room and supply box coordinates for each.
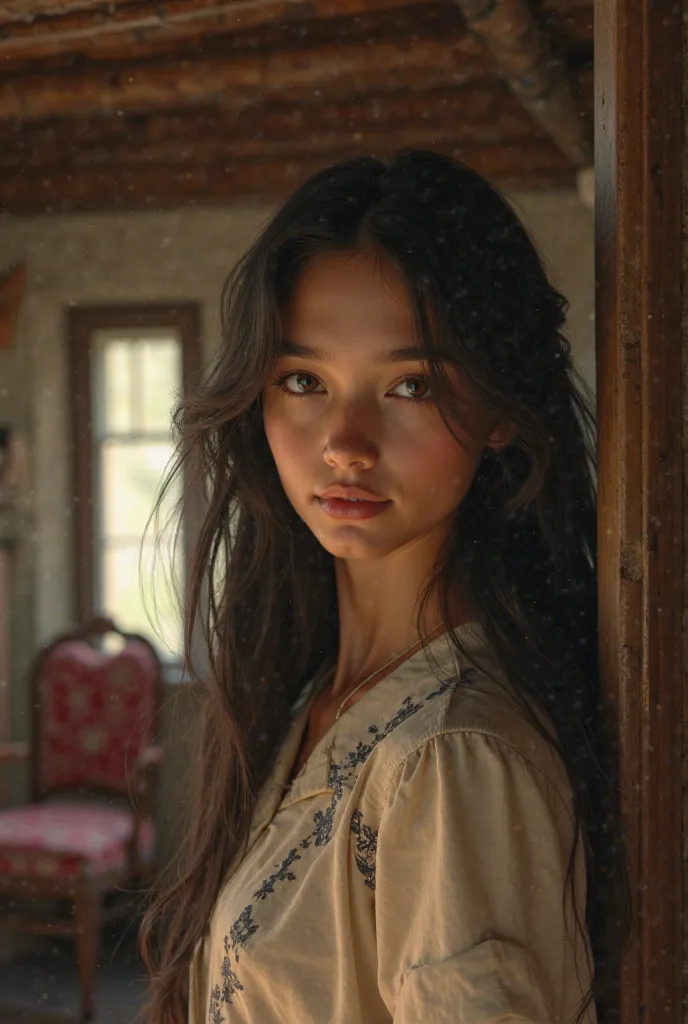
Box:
[0,1,594,1020]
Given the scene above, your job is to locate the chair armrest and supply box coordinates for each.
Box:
[0,741,30,764]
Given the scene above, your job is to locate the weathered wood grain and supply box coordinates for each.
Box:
[0,0,442,62]
[595,0,683,1021]
[0,83,550,169]
[0,139,575,213]
[0,32,489,119]
[453,0,591,165]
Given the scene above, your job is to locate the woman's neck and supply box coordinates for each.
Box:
[329,539,471,700]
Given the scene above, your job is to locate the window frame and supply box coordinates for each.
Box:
[68,304,203,666]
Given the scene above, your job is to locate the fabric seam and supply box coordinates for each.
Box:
[381,725,573,816]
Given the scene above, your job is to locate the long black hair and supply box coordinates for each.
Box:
[140,150,629,1023]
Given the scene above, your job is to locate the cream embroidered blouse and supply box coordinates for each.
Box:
[189,625,596,1024]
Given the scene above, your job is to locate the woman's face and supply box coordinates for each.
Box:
[262,250,493,562]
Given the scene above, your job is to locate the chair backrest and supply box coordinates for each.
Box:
[31,617,162,798]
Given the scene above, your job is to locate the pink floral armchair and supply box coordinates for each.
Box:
[0,616,163,1022]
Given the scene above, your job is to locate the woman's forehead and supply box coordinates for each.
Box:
[283,251,416,346]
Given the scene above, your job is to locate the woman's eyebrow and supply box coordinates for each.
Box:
[279,340,449,365]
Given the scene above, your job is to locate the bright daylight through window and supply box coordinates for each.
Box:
[92,328,183,662]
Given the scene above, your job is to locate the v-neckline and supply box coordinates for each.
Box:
[284,622,483,790]
[286,667,337,785]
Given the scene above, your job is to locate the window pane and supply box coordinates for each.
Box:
[101,441,179,538]
[102,540,182,660]
[140,338,181,432]
[101,340,133,434]
[91,323,189,665]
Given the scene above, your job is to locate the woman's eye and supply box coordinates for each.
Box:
[289,373,321,394]
[391,376,432,401]
[271,371,432,401]
[275,372,324,396]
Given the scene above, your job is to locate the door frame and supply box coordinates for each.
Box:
[595,2,684,1021]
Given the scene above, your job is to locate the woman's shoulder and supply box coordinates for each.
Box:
[372,637,571,807]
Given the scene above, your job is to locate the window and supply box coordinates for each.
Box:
[69,306,202,666]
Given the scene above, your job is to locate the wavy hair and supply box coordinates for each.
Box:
[140,151,629,1023]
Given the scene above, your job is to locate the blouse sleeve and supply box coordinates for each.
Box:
[374,731,593,1024]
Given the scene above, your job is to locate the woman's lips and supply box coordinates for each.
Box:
[318,497,392,520]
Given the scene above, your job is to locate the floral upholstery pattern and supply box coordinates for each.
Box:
[0,622,162,1024]
[38,639,158,793]
[0,802,155,878]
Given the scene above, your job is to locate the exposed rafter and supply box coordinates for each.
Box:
[2,84,551,169]
[0,0,392,20]
[0,0,437,60]
[0,0,593,211]
[0,34,487,120]
[451,0,592,166]
[0,139,575,214]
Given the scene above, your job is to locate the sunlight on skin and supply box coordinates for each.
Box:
[261,250,507,685]
[262,250,499,561]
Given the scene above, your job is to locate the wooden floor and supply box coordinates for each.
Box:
[0,921,145,1024]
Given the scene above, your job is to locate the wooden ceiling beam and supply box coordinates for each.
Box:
[0,0,435,62]
[1,83,551,169]
[0,34,487,119]
[0,141,575,214]
[1,117,529,169]
[0,0,142,17]
[451,0,592,165]
[0,0,384,22]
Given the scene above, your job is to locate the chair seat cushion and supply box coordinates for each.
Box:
[0,802,155,879]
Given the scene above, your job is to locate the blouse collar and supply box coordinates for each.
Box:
[247,622,485,840]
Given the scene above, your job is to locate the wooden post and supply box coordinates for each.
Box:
[0,546,8,806]
[595,1,683,1021]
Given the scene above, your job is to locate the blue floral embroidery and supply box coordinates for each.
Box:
[313,804,337,847]
[208,930,248,1022]
[208,673,461,1021]
[252,848,301,900]
[230,907,258,956]
[350,808,378,890]
[209,985,228,1024]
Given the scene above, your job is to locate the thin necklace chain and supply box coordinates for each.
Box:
[334,620,447,721]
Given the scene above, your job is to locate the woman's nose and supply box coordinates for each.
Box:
[322,402,379,471]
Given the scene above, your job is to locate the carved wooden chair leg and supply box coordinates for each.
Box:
[74,884,102,1023]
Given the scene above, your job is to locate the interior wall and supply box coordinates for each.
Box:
[0,190,593,866]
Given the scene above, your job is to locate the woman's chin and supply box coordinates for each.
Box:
[310,525,405,561]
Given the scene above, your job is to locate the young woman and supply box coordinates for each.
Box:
[141,151,629,1023]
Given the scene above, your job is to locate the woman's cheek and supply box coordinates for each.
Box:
[268,420,306,472]
[408,427,478,506]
